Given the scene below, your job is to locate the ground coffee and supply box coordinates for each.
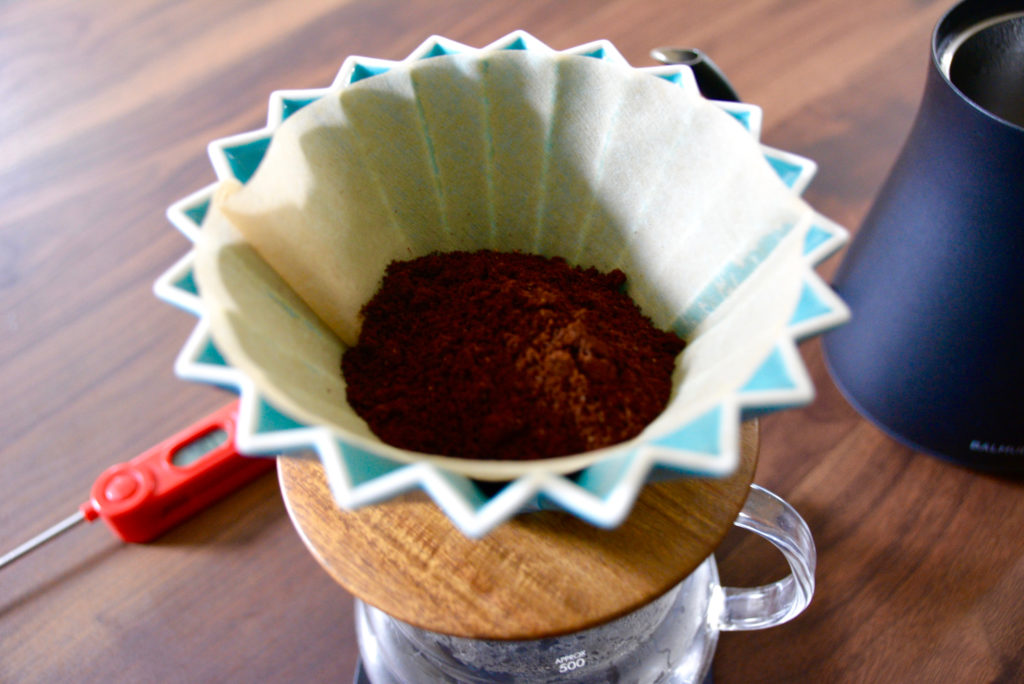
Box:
[341,250,686,460]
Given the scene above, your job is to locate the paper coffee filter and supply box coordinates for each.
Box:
[158,31,849,535]
[196,47,819,476]
[207,51,809,340]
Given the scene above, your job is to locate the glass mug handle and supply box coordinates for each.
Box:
[713,484,816,631]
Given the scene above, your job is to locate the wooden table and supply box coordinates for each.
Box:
[2,1,1022,682]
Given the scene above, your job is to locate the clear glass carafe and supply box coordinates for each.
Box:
[356,485,815,683]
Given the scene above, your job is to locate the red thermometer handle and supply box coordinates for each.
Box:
[79,401,275,543]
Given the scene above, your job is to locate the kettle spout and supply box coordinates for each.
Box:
[650,47,741,102]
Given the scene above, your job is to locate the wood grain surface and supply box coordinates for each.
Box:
[278,423,756,640]
[2,0,1023,682]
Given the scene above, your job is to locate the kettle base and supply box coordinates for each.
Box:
[824,345,1024,477]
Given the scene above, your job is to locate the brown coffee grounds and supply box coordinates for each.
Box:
[341,250,686,460]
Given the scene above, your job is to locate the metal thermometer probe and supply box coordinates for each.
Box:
[0,401,275,570]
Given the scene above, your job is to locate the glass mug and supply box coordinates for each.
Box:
[355,485,815,683]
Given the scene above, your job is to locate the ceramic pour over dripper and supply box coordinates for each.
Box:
[155,31,849,537]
